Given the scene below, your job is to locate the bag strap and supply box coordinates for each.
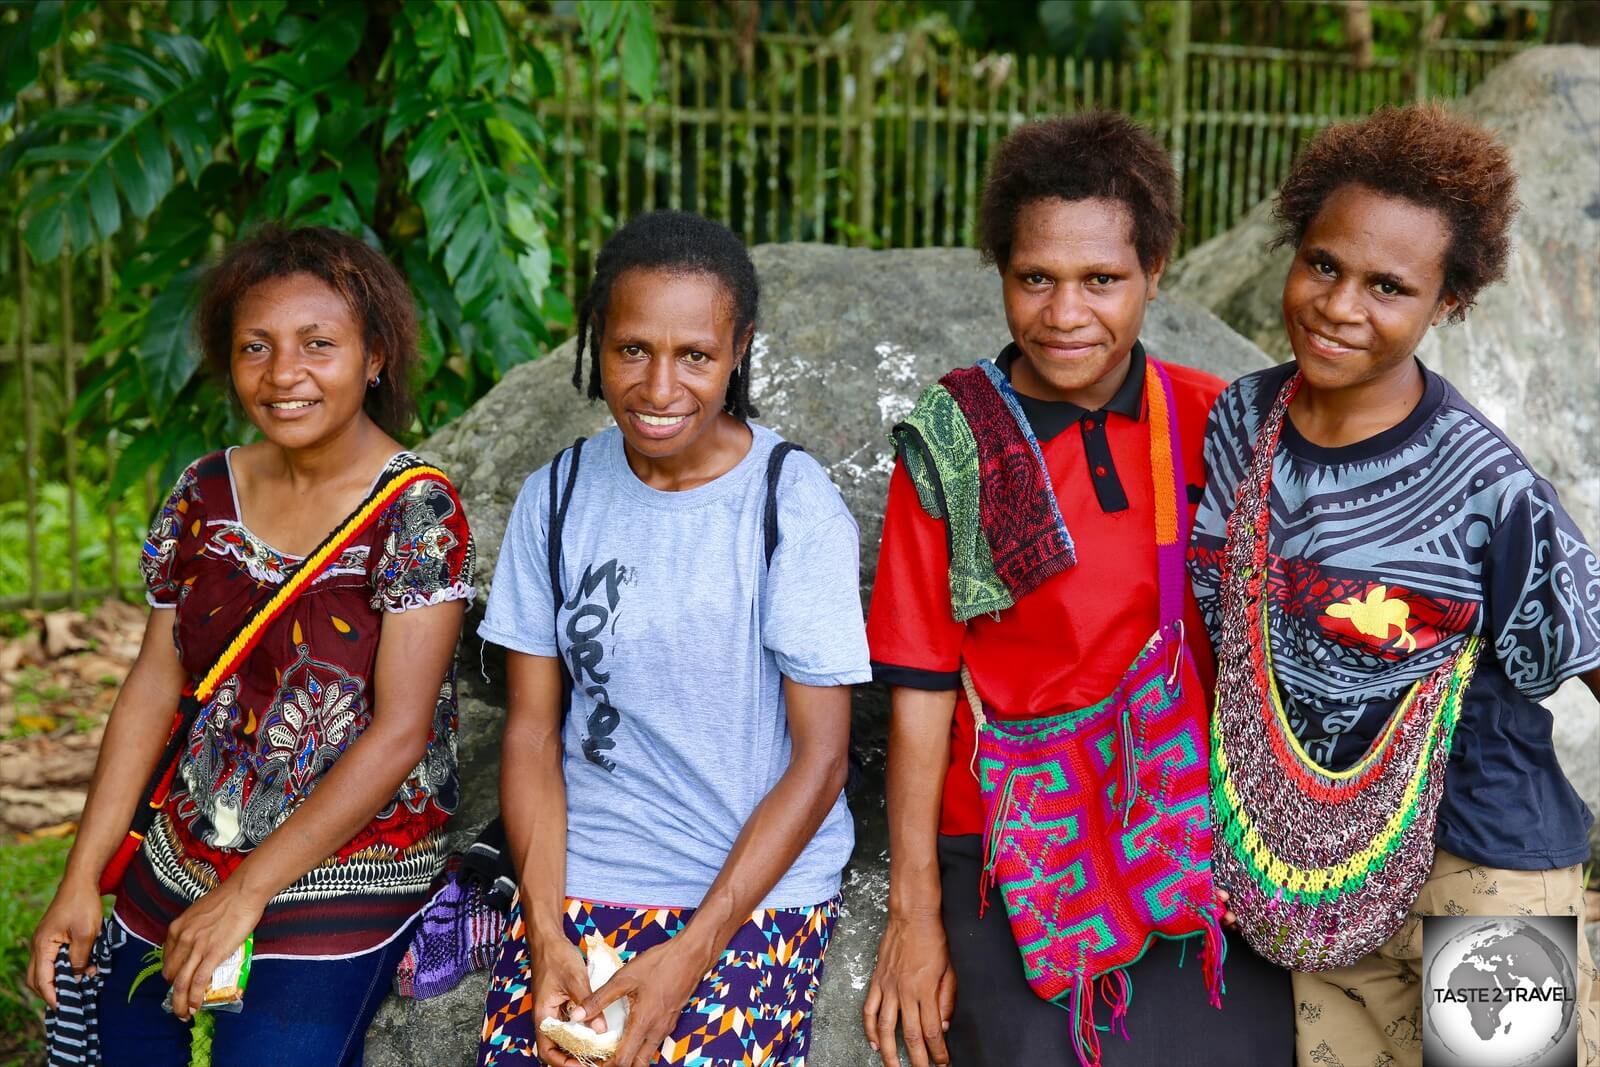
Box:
[547,438,586,726]
[764,442,804,567]
[1143,359,1190,635]
[196,456,449,702]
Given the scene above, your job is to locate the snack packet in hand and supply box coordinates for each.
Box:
[162,934,253,1015]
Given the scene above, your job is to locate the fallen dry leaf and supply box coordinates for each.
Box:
[42,610,90,659]
[0,786,87,832]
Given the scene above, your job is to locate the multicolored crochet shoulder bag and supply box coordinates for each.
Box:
[966,359,1226,1067]
[1209,373,1481,972]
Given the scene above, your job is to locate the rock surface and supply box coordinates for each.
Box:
[366,244,1272,1066]
[1167,45,1600,860]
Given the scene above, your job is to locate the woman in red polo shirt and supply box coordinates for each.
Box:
[861,113,1293,1067]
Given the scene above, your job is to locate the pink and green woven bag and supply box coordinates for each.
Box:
[966,360,1226,1067]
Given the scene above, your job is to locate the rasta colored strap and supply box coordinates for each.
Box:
[99,458,450,895]
[195,460,450,699]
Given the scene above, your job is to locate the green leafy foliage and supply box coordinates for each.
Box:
[10,0,642,495]
[20,31,221,261]
[0,480,150,596]
[580,0,659,99]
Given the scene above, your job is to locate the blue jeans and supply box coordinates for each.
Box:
[97,919,412,1067]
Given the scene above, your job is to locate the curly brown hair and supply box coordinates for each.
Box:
[1273,104,1519,323]
[978,111,1180,271]
[196,225,420,432]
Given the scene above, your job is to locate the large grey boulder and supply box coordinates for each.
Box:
[1168,46,1600,869]
[367,244,1272,1066]
[1164,196,1286,361]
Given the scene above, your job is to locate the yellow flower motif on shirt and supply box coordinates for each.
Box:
[1325,585,1418,653]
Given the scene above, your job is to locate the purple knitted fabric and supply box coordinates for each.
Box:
[396,872,507,1000]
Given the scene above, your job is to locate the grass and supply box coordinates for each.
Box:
[0,835,73,1067]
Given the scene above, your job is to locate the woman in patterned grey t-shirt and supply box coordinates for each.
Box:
[1191,105,1600,1067]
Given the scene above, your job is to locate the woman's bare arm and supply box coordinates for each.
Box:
[27,607,186,1006]
[864,686,960,1067]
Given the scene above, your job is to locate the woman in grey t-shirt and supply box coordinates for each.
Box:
[478,211,870,1067]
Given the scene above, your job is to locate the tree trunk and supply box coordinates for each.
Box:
[1345,1,1376,69]
[1549,0,1600,45]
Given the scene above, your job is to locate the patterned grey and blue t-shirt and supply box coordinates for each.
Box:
[1189,361,1600,870]
[480,423,870,909]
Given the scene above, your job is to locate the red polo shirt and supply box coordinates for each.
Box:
[867,344,1225,836]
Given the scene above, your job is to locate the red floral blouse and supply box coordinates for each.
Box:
[115,449,475,958]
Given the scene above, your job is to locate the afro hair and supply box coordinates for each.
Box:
[978,111,1180,272]
[1273,104,1520,322]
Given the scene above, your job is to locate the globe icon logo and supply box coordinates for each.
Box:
[1423,917,1577,1067]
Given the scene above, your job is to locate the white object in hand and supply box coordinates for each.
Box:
[538,934,629,1064]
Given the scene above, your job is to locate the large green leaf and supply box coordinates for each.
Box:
[403,92,536,318]
[0,0,90,125]
[577,0,628,55]
[137,261,207,414]
[461,0,513,94]
[18,30,221,261]
[619,4,659,101]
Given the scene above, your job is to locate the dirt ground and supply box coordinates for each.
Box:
[0,599,144,840]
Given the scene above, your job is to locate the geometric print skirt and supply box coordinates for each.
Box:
[479,895,839,1067]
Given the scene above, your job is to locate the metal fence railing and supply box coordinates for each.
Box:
[1,2,1546,610]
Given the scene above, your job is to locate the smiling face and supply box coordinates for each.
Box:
[598,267,748,465]
[1282,182,1458,394]
[1001,197,1163,408]
[230,272,380,451]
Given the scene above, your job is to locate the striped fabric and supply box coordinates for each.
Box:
[44,921,125,1066]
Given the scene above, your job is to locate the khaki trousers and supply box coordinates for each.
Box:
[1292,848,1598,1067]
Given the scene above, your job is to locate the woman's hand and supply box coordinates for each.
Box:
[528,930,599,1067]
[862,912,957,1067]
[573,932,713,1067]
[1216,887,1239,930]
[27,873,106,1010]
[162,879,267,1020]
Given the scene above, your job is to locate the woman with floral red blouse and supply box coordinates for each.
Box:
[26,226,475,1066]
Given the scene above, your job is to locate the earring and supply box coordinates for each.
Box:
[368,373,381,387]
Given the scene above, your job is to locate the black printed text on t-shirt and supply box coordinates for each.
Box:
[564,559,639,772]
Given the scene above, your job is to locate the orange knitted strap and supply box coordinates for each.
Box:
[194,464,446,701]
[1144,369,1179,549]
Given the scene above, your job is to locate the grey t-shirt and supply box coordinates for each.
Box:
[480,423,870,909]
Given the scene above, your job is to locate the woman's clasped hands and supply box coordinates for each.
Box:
[536,927,717,1067]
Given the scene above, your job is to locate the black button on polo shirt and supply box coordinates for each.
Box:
[997,341,1147,514]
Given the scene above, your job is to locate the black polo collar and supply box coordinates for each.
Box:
[996,341,1147,442]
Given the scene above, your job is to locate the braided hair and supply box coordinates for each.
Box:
[572,211,760,420]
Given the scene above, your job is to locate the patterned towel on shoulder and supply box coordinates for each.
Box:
[892,360,1076,621]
